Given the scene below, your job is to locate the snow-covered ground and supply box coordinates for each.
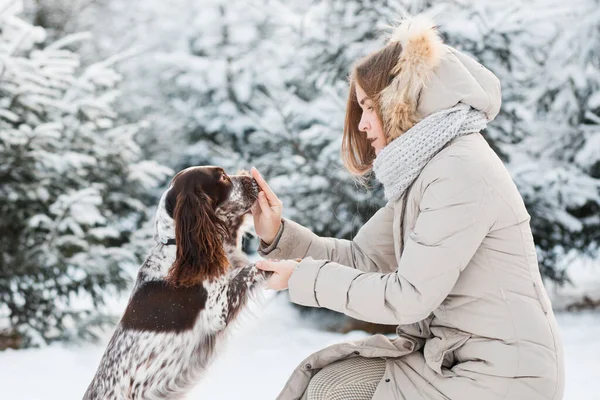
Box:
[0,291,598,400]
[546,257,600,312]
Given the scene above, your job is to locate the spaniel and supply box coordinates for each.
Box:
[83,166,270,400]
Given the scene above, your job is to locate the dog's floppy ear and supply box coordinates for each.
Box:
[167,189,228,287]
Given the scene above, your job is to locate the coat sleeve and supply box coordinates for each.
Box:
[257,202,397,273]
[287,160,497,325]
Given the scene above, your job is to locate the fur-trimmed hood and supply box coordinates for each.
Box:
[379,14,502,141]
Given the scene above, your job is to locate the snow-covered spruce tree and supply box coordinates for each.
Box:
[441,0,600,284]
[20,0,80,40]
[166,0,403,244]
[39,0,597,286]
[513,1,600,284]
[47,0,425,241]
[0,1,171,349]
[179,0,599,283]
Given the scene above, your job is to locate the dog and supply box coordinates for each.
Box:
[83,166,270,399]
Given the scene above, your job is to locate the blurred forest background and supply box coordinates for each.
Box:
[1,0,599,349]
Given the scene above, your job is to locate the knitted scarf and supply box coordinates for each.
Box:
[372,103,488,202]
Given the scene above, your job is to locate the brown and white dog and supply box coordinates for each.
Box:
[83,166,270,400]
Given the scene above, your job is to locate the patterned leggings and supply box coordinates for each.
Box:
[302,357,387,400]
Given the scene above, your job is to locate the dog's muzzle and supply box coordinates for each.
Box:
[251,178,260,198]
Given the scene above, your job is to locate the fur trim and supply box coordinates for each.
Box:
[379,14,444,141]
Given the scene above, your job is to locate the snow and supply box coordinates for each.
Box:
[0,290,597,400]
[2,0,599,397]
[546,256,600,311]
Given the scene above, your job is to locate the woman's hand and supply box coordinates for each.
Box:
[250,167,283,245]
[256,259,300,291]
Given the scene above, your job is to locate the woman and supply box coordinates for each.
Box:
[251,14,564,400]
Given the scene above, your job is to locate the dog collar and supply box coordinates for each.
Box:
[161,238,176,246]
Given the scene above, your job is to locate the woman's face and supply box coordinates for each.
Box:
[356,82,386,155]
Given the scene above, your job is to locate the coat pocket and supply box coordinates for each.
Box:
[424,329,472,374]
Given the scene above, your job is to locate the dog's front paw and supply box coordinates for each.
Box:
[254,264,274,281]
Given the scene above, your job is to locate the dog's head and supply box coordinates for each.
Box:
[154,166,260,287]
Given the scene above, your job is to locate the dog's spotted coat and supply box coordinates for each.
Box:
[84,167,270,399]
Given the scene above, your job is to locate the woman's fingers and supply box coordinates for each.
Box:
[256,260,277,271]
[257,191,271,215]
[255,259,297,291]
[250,199,261,216]
[251,167,280,206]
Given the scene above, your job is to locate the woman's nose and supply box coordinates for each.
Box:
[358,115,369,132]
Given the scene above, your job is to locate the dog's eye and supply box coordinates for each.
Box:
[221,173,229,182]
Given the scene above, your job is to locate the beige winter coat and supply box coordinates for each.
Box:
[258,132,565,399]
[257,25,564,399]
